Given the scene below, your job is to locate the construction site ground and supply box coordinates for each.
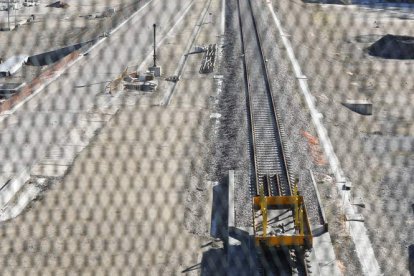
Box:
[1,0,413,275]
[0,0,147,84]
[0,0,227,274]
[271,0,414,275]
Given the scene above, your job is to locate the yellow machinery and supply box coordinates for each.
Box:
[253,184,313,249]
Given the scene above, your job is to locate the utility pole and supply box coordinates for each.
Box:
[14,1,17,29]
[148,23,161,77]
[153,23,157,67]
[7,0,10,30]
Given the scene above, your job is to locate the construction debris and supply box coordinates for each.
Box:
[166,75,180,82]
[81,7,116,19]
[200,44,217,74]
[123,71,157,92]
[124,81,157,92]
[0,83,26,98]
[127,72,155,82]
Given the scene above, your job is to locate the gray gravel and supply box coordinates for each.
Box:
[211,0,252,228]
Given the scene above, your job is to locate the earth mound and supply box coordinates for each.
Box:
[368,34,414,59]
[46,1,69,8]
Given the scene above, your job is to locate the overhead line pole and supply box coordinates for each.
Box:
[7,0,10,30]
[153,23,157,67]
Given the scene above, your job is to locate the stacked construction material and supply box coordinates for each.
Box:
[200,44,217,74]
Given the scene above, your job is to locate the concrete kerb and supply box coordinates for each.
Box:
[221,0,226,35]
[312,232,342,276]
[228,170,235,231]
[265,2,381,275]
[309,169,328,236]
[227,170,256,276]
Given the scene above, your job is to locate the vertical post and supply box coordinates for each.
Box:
[14,2,16,29]
[259,185,267,238]
[293,180,299,230]
[299,207,304,235]
[153,23,157,67]
[7,0,10,30]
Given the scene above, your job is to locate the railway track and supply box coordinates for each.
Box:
[236,0,311,274]
[237,0,292,198]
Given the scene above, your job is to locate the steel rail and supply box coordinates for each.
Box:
[247,0,292,196]
[236,0,311,274]
[238,0,292,197]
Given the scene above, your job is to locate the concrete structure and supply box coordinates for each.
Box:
[0,55,27,76]
[23,0,40,7]
[0,82,25,98]
[124,80,157,91]
[148,65,162,77]
[0,0,21,11]
[342,100,373,116]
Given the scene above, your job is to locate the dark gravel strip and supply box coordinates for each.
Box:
[210,0,252,228]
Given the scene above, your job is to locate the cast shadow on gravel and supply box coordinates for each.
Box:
[211,177,228,240]
[184,228,255,275]
[182,178,255,275]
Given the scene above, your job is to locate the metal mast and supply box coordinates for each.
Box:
[153,23,157,67]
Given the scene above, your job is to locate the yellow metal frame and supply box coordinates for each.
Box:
[252,194,313,249]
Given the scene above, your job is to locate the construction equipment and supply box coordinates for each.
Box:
[253,182,313,249]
